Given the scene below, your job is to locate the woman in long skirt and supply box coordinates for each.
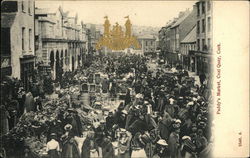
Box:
[61,124,81,158]
[81,131,99,158]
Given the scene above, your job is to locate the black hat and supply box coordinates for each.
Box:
[68,108,75,113]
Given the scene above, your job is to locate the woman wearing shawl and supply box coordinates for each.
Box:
[101,137,115,158]
[61,124,80,158]
[81,131,99,158]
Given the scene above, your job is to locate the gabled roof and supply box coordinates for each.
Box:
[171,11,191,28]
[181,26,196,43]
[1,14,16,28]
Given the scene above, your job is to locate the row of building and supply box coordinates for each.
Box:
[1,0,100,90]
[158,0,212,75]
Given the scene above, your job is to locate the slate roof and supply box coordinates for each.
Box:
[171,11,191,28]
[181,26,196,43]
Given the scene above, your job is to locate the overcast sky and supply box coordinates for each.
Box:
[35,1,196,27]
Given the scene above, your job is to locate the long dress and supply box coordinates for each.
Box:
[81,137,99,158]
[48,149,60,158]
[101,138,115,158]
[61,136,81,158]
[168,132,179,158]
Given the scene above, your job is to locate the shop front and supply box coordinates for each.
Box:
[183,55,190,71]
[194,51,212,76]
[20,56,35,91]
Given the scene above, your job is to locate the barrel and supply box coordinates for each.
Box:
[79,93,90,108]
[81,83,89,93]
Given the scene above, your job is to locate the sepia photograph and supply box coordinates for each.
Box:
[2,0,248,158]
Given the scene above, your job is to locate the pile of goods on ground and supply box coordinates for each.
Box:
[1,90,102,157]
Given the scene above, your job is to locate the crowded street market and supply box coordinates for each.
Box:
[0,53,213,158]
